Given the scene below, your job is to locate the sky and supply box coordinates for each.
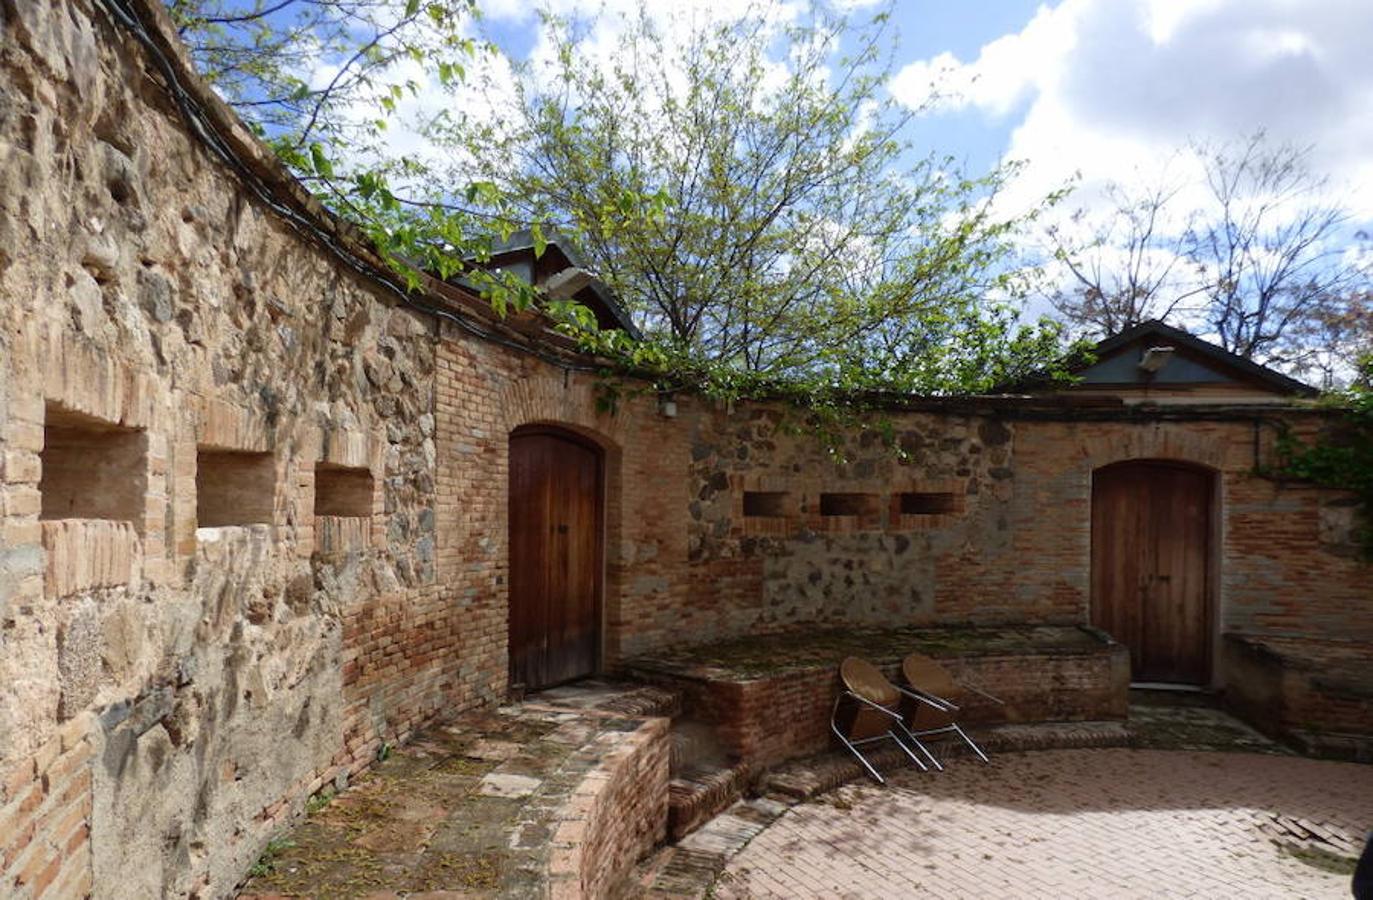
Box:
[288,0,1370,372]
[458,0,1373,228]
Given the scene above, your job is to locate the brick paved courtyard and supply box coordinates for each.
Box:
[712,748,1372,899]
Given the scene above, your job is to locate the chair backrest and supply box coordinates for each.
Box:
[840,657,900,706]
[838,657,902,741]
[901,652,959,700]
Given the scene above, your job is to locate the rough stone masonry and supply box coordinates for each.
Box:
[0,0,1368,898]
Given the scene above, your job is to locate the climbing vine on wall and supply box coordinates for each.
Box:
[1271,358,1373,558]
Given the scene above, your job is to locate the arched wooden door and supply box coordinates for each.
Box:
[508,427,603,690]
[1091,460,1213,685]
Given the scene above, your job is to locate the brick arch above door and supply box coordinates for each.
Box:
[1074,422,1233,473]
[496,369,629,449]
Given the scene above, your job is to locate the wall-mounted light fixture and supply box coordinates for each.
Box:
[544,267,594,299]
[1138,345,1175,374]
[658,393,678,418]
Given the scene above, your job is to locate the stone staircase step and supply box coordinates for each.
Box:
[668,762,753,841]
[645,797,790,898]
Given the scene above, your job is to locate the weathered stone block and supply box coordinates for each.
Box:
[40,519,138,597]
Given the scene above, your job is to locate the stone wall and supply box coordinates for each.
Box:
[0,0,1369,896]
[0,1,645,895]
[667,406,1372,654]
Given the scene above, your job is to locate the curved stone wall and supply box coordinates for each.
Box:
[0,0,646,895]
[0,0,1367,896]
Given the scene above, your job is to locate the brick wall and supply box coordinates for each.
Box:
[0,715,95,899]
[631,643,1129,771]
[1223,635,1373,759]
[547,715,671,899]
[660,409,1372,658]
[0,0,604,894]
[1,0,1368,896]
[0,1,688,894]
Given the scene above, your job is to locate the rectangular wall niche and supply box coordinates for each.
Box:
[818,492,881,517]
[899,491,959,515]
[40,403,147,529]
[314,464,374,517]
[742,491,790,518]
[196,449,275,527]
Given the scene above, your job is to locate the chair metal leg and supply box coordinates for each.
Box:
[888,730,930,772]
[952,723,990,763]
[895,722,944,772]
[831,692,932,783]
[832,723,886,784]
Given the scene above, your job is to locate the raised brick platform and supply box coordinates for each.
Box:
[623,624,1130,772]
[1222,633,1373,761]
[238,701,668,898]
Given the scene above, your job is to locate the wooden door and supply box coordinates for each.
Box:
[508,428,602,689]
[1091,461,1212,684]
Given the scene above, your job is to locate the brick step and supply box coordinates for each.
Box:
[534,679,683,719]
[597,684,682,719]
[764,719,1130,802]
[644,796,790,898]
[667,761,754,842]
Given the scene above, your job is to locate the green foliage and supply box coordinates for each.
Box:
[167,0,480,150]
[1270,357,1373,557]
[171,0,1077,416]
[567,314,1085,462]
[442,2,1070,393]
[247,837,295,878]
[305,786,336,815]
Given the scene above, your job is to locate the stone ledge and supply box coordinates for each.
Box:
[1222,633,1373,761]
[626,623,1123,682]
[41,519,139,597]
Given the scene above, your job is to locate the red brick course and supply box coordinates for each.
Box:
[548,714,671,899]
[0,715,95,899]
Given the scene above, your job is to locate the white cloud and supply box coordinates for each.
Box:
[312,0,823,186]
[890,4,1076,118]
[890,0,1373,221]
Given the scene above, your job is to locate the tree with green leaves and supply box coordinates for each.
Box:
[166,0,563,309]
[167,0,479,150]
[169,0,1071,398]
[437,2,1068,394]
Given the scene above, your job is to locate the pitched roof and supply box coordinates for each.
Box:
[1072,320,1317,397]
[481,230,642,339]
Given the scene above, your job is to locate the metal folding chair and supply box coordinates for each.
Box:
[899,652,998,767]
[832,657,942,783]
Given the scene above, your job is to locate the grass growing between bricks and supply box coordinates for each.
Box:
[238,703,665,899]
[247,838,296,878]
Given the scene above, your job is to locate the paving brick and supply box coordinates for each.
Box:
[714,748,1373,899]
